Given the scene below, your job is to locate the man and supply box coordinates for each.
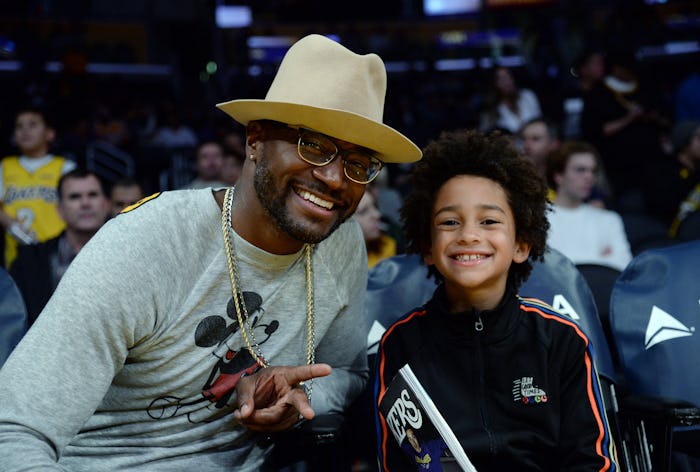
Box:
[182,140,228,189]
[109,176,145,217]
[10,169,110,327]
[519,117,560,179]
[546,140,632,271]
[0,34,421,471]
[644,121,700,233]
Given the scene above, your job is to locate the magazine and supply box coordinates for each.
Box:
[379,363,478,472]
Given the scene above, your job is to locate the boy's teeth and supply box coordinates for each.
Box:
[455,254,484,261]
[300,190,333,209]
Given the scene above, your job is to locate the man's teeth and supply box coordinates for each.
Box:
[300,190,333,209]
[455,254,485,261]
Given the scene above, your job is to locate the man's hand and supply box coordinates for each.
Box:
[233,363,332,433]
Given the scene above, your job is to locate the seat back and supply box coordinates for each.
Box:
[610,240,700,406]
[574,263,622,363]
[521,247,617,383]
[0,266,28,366]
[621,212,675,255]
[365,254,437,354]
[575,264,621,325]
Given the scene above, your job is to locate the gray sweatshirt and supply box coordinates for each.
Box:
[0,188,369,471]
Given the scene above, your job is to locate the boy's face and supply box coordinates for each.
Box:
[14,112,55,157]
[424,175,530,312]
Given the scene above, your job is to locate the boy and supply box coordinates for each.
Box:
[375,130,618,470]
[0,107,76,267]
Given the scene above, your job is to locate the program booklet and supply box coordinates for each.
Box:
[379,363,477,472]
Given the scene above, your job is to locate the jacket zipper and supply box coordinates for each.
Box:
[474,312,497,455]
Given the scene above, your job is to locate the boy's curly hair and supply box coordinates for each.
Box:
[400,129,550,288]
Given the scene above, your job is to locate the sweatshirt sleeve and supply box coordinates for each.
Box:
[557,323,619,471]
[0,196,187,470]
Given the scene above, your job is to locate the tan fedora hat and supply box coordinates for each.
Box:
[216,34,422,164]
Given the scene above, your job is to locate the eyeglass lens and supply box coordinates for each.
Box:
[298,131,381,184]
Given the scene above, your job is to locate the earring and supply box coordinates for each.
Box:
[249,154,255,160]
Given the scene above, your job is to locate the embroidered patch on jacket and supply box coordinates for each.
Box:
[512,377,548,404]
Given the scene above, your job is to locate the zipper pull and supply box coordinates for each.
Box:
[475,315,484,332]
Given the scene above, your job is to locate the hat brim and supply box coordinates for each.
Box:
[217,99,422,164]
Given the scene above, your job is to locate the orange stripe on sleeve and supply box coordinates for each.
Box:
[521,304,612,471]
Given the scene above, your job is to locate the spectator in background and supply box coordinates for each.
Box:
[150,100,199,150]
[560,47,606,139]
[581,48,668,212]
[220,144,245,186]
[369,168,403,228]
[520,117,609,207]
[546,140,632,271]
[479,65,542,134]
[182,140,227,190]
[0,107,77,268]
[10,169,110,327]
[518,117,560,180]
[663,121,700,237]
[352,190,397,268]
[92,102,130,149]
[109,176,145,217]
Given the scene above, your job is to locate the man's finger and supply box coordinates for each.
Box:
[284,363,332,386]
[286,385,316,420]
[233,374,266,420]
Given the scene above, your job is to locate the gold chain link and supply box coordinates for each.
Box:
[221,188,316,398]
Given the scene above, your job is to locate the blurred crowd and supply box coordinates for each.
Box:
[1,18,700,276]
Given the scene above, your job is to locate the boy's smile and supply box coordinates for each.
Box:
[424,175,530,313]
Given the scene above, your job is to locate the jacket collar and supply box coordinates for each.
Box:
[429,277,521,343]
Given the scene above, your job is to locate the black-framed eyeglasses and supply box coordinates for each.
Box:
[286,125,384,184]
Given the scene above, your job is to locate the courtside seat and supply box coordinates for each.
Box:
[610,240,700,471]
[0,266,28,367]
[575,263,623,367]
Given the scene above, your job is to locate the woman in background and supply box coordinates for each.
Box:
[353,191,397,268]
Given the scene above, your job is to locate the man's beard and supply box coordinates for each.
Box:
[253,156,347,244]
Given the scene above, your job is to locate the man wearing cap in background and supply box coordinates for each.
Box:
[0,34,421,471]
[644,120,700,232]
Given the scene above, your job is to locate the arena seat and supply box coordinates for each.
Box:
[0,266,28,367]
[610,240,700,471]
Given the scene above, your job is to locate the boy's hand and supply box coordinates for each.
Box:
[233,363,332,433]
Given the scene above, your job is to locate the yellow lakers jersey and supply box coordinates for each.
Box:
[2,156,67,267]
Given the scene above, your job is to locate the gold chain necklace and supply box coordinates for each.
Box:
[221,187,316,393]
